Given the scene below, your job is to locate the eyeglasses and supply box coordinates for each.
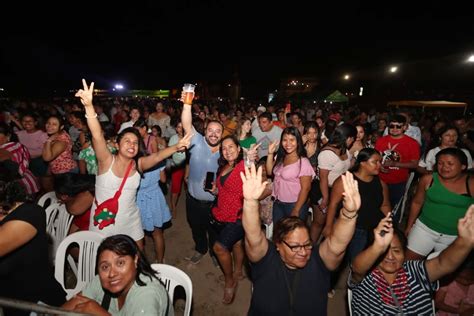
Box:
[282,240,313,252]
[389,124,403,129]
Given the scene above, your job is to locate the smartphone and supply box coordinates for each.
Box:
[204,172,215,191]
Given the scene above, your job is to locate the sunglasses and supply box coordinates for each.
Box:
[389,124,404,129]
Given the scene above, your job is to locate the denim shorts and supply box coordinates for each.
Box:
[216,219,244,251]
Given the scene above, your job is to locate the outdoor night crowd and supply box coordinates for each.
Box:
[1,79,474,315]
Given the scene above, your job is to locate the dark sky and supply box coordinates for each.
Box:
[1,1,474,97]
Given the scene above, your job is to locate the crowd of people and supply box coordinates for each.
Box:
[1,78,474,315]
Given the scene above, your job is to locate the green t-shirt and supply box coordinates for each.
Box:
[239,136,257,149]
[82,274,172,316]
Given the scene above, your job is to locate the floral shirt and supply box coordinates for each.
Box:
[49,132,77,174]
[79,144,117,175]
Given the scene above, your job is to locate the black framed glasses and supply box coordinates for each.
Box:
[282,240,313,252]
[389,124,403,129]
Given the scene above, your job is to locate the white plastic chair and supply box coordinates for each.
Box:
[264,222,273,240]
[44,202,74,263]
[37,191,57,209]
[55,231,105,299]
[347,288,353,316]
[151,263,193,316]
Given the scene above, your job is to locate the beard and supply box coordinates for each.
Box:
[205,137,220,147]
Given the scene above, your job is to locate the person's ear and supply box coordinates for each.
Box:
[134,255,139,268]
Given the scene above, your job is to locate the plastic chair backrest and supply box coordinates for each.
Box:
[44,202,74,263]
[151,263,193,316]
[54,231,105,300]
[37,191,58,209]
[347,288,353,316]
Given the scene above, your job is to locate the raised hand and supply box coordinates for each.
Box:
[302,134,308,144]
[268,140,279,155]
[373,212,394,250]
[177,133,193,150]
[74,79,95,109]
[341,171,361,214]
[240,164,268,201]
[243,143,261,165]
[458,204,474,246]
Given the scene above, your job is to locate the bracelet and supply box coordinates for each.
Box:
[85,113,98,119]
[341,209,358,220]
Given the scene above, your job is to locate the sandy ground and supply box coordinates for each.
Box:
[143,192,350,316]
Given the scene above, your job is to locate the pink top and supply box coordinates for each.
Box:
[16,130,48,158]
[49,132,77,174]
[272,157,315,203]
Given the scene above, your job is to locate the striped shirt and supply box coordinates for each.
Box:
[0,142,39,194]
[349,260,438,315]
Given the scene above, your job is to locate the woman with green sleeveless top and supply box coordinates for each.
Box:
[405,147,474,260]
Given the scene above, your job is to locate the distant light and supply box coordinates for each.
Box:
[344,74,350,80]
[228,84,231,87]
[313,101,316,104]
[324,100,327,103]
[359,87,364,96]
[468,55,474,62]
[114,84,124,90]
[0,88,4,91]
[330,101,333,104]
[390,66,398,73]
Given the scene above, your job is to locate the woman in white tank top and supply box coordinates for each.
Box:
[76,79,192,249]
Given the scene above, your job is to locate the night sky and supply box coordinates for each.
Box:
[1,1,474,97]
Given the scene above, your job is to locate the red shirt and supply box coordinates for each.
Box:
[212,160,245,222]
[375,135,420,184]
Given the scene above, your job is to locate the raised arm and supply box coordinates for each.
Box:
[75,79,112,166]
[180,91,194,134]
[425,204,474,283]
[265,140,278,176]
[404,174,430,236]
[351,213,394,283]
[241,164,269,263]
[319,172,361,270]
[139,133,192,172]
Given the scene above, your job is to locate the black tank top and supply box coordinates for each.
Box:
[353,174,385,230]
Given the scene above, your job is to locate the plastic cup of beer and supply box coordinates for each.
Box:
[182,83,195,105]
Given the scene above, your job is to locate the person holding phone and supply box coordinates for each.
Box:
[180,88,223,265]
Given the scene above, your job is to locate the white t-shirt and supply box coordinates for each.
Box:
[317,150,352,187]
[419,146,473,171]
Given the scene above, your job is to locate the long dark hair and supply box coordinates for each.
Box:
[325,123,357,155]
[274,127,307,167]
[217,135,243,175]
[303,121,321,152]
[96,234,158,286]
[116,127,147,177]
[350,148,380,173]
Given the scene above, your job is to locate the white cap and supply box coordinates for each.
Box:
[257,106,266,113]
